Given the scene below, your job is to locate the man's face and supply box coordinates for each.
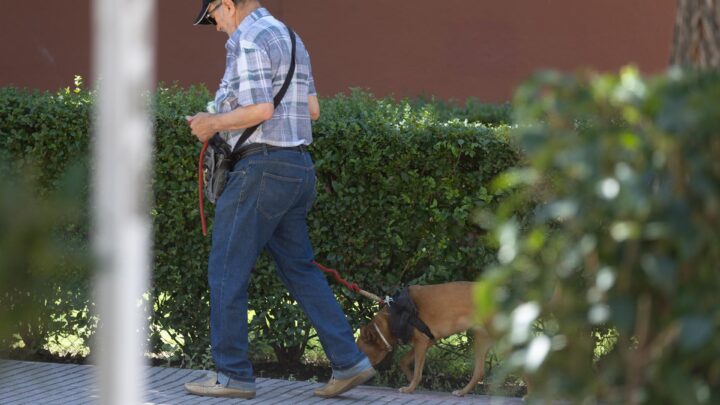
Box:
[208,0,233,36]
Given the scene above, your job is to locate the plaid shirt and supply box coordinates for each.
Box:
[214,8,317,149]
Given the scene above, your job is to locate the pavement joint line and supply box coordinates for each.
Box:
[147,366,184,384]
[16,385,91,405]
[0,362,81,400]
[0,360,523,405]
[250,381,310,405]
[148,366,189,386]
[0,360,68,384]
[255,382,319,405]
[151,369,200,393]
[0,361,45,376]
[0,361,49,379]
[1,364,91,403]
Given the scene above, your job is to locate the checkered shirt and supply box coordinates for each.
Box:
[213,8,317,149]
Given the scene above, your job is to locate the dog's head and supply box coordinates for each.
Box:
[356,307,396,366]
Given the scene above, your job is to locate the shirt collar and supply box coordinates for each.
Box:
[226,7,270,52]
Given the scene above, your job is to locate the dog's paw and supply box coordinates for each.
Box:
[452,390,466,397]
[398,386,415,394]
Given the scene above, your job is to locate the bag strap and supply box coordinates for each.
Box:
[226,26,297,155]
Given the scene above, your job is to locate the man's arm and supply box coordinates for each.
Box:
[189,102,274,143]
[309,95,320,121]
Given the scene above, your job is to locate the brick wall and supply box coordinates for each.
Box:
[1,0,676,102]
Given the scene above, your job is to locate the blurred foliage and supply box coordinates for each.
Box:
[0,158,91,353]
[476,67,720,404]
[0,78,93,356]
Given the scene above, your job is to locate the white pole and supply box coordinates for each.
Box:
[92,0,155,404]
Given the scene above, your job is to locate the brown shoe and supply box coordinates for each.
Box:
[184,372,256,399]
[314,368,376,398]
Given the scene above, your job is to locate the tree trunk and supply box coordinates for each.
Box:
[671,0,720,69]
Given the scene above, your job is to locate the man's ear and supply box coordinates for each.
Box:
[222,0,235,15]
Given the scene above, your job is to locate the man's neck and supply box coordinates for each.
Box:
[233,2,262,27]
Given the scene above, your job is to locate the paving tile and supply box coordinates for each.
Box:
[0,360,524,404]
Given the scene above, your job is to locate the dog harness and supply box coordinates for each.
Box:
[388,287,435,344]
[372,322,394,351]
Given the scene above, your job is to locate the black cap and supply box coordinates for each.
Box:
[194,0,216,26]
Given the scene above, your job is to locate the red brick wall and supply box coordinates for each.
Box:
[1,1,676,102]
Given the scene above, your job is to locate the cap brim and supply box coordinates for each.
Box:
[193,2,215,26]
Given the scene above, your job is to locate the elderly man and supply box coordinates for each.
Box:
[183,0,375,400]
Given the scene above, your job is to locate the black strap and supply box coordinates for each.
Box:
[409,316,436,341]
[388,287,436,343]
[211,26,297,156]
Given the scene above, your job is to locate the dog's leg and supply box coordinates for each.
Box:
[399,338,431,394]
[453,329,492,397]
[398,347,415,383]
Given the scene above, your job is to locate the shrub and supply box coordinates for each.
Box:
[159,89,520,366]
[309,91,517,323]
[411,94,513,127]
[0,80,92,356]
[1,83,519,386]
[477,67,720,404]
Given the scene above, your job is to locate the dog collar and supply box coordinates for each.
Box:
[373,322,393,352]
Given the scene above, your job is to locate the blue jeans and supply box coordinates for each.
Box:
[208,146,370,390]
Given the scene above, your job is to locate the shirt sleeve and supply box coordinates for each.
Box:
[308,59,317,96]
[234,40,273,106]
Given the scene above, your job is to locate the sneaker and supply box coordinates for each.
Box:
[313,368,376,398]
[184,372,256,399]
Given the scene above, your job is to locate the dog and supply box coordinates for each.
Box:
[356,281,494,396]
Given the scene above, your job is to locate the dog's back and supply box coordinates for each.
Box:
[408,281,475,339]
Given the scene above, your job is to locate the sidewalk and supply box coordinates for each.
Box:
[0,359,523,404]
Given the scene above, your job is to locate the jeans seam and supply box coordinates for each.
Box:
[216,181,247,372]
[248,160,313,171]
[269,249,340,363]
[306,173,317,214]
[226,169,248,202]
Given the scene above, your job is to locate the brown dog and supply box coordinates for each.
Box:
[356,281,493,396]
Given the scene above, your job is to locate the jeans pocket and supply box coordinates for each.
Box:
[257,172,303,219]
[226,167,249,202]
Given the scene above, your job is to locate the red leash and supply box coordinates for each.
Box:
[313,260,360,292]
[190,114,209,237]
[313,261,385,304]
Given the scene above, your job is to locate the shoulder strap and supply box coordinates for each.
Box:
[229,26,297,154]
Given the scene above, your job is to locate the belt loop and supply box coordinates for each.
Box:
[262,143,269,156]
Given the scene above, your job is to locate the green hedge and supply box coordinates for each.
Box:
[478,68,720,404]
[410,95,513,127]
[0,81,92,354]
[0,84,518,374]
[152,89,519,365]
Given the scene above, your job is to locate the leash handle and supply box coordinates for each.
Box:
[358,289,385,304]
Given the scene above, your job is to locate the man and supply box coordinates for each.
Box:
[184,0,375,399]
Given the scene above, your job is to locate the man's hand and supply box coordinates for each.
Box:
[187,103,274,143]
[187,112,218,143]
